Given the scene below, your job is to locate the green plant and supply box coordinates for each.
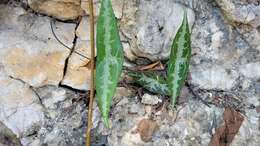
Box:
[95,0,124,127]
[129,11,191,107]
[128,71,169,96]
[88,1,191,140]
[167,11,191,106]
[87,1,191,144]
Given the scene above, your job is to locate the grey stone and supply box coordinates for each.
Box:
[141,94,162,105]
[240,62,260,79]
[121,0,195,61]
[190,65,239,90]
[215,0,260,27]
[98,96,224,146]
[21,86,86,146]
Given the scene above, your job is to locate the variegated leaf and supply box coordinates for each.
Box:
[96,0,124,127]
[167,11,191,106]
[129,71,169,96]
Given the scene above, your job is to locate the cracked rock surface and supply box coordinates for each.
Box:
[0,67,44,138]
[0,4,75,87]
[61,16,93,90]
[0,0,259,146]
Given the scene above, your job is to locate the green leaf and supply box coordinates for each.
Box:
[128,71,169,96]
[96,0,124,127]
[167,11,191,106]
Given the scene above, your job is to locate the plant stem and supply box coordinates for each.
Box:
[86,0,95,145]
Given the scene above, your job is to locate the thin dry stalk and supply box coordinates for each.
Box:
[86,0,95,145]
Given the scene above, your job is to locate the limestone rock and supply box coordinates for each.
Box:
[120,0,195,61]
[61,16,93,90]
[76,16,93,41]
[37,86,67,110]
[0,5,75,87]
[0,68,44,137]
[239,62,260,79]
[21,85,86,146]
[215,0,260,53]
[141,94,162,105]
[111,0,124,19]
[188,0,252,92]
[215,0,260,27]
[43,130,67,146]
[190,65,239,90]
[28,0,83,20]
[61,49,91,90]
[100,96,224,146]
[121,130,146,146]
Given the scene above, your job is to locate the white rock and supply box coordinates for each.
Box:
[0,69,43,137]
[61,50,91,90]
[43,129,66,146]
[111,0,124,19]
[121,130,146,146]
[215,0,260,27]
[239,62,260,79]
[122,42,136,61]
[61,40,92,90]
[0,5,75,87]
[76,16,92,41]
[42,88,67,109]
[62,16,96,90]
[28,139,41,146]
[241,79,251,90]
[191,65,239,90]
[141,94,162,105]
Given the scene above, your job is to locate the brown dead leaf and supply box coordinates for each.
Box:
[209,108,244,146]
[137,61,164,71]
[136,119,159,142]
[80,59,94,69]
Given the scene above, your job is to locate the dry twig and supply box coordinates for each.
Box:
[86,0,95,145]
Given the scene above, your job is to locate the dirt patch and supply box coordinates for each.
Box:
[209,108,244,146]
